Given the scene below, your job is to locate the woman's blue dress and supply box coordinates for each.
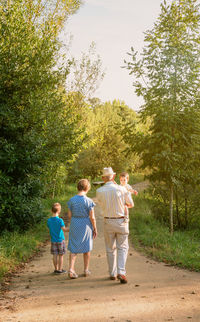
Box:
[67,195,95,254]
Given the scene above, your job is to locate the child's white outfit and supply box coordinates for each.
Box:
[120,184,134,223]
[123,183,133,193]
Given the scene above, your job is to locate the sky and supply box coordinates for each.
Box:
[65,0,164,111]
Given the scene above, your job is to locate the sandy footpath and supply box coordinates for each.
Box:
[0,191,200,322]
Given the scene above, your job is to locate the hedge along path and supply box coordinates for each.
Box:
[0,193,200,321]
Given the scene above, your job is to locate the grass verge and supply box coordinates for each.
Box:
[0,221,49,282]
[129,193,200,272]
[0,184,77,283]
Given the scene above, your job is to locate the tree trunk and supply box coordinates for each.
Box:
[169,183,174,234]
[184,188,188,228]
[175,187,181,229]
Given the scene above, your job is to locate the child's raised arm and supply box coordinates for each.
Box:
[129,187,138,196]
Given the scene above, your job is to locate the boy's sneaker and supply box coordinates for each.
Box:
[56,269,67,274]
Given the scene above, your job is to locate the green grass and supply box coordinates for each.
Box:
[0,221,49,281]
[129,194,200,271]
[0,184,77,282]
[127,173,144,185]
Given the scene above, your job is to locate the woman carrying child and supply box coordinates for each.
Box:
[67,179,97,279]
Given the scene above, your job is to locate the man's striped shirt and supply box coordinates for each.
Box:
[96,181,134,218]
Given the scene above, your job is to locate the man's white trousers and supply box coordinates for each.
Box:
[104,218,129,276]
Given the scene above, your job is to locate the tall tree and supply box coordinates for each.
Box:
[0,0,81,231]
[69,100,139,179]
[66,42,105,100]
[124,0,200,233]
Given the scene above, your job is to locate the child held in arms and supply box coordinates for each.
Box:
[47,202,69,274]
[119,172,138,223]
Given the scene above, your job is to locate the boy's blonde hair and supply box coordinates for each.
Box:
[119,172,129,181]
[51,202,61,214]
[77,179,91,192]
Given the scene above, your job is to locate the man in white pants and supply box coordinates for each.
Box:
[96,167,134,284]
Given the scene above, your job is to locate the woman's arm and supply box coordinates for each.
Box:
[68,209,72,221]
[61,226,69,232]
[89,208,97,239]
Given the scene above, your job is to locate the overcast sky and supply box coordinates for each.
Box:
[65,0,164,111]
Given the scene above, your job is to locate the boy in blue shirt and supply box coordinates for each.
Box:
[47,203,69,274]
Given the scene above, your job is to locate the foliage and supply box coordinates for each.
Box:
[43,43,106,196]
[40,91,87,198]
[0,0,82,231]
[0,220,49,281]
[129,193,200,271]
[124,0,200,232]
[149,182,200,229]
[69,99,140,180]
[67,42,105,100]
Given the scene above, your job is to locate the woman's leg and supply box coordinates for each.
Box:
[69,253,77,272]
[83,252,90,271]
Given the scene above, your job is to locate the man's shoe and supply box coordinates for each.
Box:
[110,276,117,280]
[117,274,128,284]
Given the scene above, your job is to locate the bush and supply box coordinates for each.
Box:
[0,172,44,232]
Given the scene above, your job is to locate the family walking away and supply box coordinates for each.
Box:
[47,167,137,284]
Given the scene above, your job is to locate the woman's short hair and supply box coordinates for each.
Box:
[51,202,61,213]
[77,179,91,192]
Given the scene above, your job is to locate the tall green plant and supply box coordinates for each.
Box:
[0,0,81,231]
[69,100,139,179]
[124,0,200,233]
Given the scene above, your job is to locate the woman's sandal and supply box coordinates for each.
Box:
[68,270,78,279]
[84,270,91,277]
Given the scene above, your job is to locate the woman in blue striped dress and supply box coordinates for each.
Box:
[67,179,97,279]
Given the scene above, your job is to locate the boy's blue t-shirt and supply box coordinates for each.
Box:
[47,216,65,242]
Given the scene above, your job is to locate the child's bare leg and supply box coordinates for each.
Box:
[83,252,90,271]
[53,254,58,270]
[69,253,77,272]
[58,255,64,271]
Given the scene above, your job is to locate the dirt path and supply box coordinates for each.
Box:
[0,201,200,322]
